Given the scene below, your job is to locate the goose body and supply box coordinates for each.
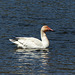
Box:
[9,26,53,49]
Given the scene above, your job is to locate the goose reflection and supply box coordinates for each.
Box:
[15,48,49,52]
[14,48,50,68]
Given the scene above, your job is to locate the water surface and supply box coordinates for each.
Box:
[0,0,75,75]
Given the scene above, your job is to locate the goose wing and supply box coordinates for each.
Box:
[10,37,43,48]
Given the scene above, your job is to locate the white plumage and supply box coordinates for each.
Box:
[9,25,53,49]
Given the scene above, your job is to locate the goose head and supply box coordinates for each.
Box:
[41,25,53,32]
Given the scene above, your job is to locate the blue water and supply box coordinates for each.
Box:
[0,0,75,75]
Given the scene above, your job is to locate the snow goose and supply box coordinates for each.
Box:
[9,25,53,49]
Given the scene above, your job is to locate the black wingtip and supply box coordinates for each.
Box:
[12,37,18,41]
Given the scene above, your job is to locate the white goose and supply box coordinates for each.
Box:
[9,25,53,49]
